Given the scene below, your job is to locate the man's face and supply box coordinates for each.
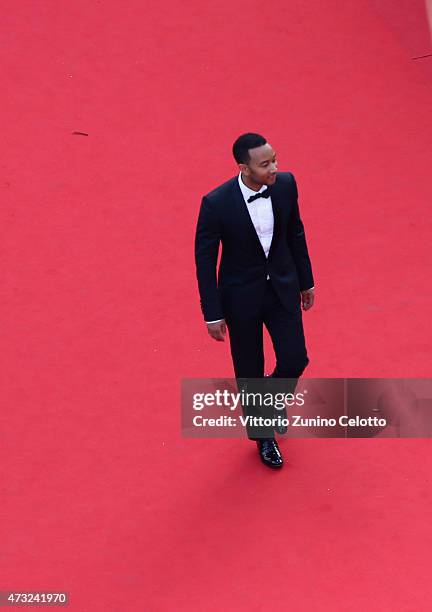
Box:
[240,143,278,186]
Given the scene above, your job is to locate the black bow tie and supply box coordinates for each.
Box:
[247,188,271,203]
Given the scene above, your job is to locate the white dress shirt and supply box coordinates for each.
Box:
[237,172,274,262]
[206,172,313,324]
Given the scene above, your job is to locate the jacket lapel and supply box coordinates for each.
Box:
[267,183,281,260]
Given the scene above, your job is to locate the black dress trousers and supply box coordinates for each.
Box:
[225,279,309,440]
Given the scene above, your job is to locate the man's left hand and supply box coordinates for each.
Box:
[301,288,315,311]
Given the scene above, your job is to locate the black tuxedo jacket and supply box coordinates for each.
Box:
[195,171,314,322]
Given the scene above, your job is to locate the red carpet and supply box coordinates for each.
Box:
[1,1,432,609]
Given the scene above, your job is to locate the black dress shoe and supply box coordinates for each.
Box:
[274,407,288,435]
[256,438,284,469]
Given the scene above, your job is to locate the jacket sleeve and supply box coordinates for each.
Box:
[286,173,315,291]
[194,195,224,321]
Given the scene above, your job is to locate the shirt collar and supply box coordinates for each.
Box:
[238,172,268,202]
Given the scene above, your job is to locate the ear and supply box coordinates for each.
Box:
[238,163,249,175]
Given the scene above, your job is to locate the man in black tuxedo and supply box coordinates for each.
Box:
[195,133,315,469]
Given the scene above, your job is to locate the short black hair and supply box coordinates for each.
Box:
[232,133,267,164]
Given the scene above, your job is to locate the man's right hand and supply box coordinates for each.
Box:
[206,320,226,342]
